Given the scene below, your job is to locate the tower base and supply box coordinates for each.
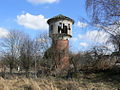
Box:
[44,39,70,72]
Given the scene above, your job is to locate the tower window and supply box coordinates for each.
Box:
[58,26,61,33]
[68,24,71,30]
[58,23,67,34]
[63,24,67,34]
[50,25,53,31]
[58,22,62,33]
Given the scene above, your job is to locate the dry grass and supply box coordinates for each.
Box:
[0,75,118,90]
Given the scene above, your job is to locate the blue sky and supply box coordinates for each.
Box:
[0,0,110,52]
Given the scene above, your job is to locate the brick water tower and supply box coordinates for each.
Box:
[47,14,74,70]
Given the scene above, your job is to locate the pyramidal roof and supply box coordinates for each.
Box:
[47,14,74,24]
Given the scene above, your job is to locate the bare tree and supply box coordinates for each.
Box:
[86,0,120,26]
[32,40,41,78]
[85,0,120,39]
[68,51,95,73]
[19,33,51,77]
[0,58,6,78]
[32,37,44,78]
[89,45,117,70]
[37,33,52,57]
[19,36,33,78]
[90,46,109,58]
[29,33,53,77]
[1,30,25,74]
[69,51,80,73]
[86,0,120,54]
[68,45,114,72]
[107,34,120,52]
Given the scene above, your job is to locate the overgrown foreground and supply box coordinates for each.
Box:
[0,72,119,90]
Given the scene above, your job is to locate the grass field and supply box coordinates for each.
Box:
[0,71,119,90]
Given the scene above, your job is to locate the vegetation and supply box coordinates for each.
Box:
[0,0,119,89]
[0,72,120,90]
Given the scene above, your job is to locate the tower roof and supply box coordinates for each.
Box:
[47,14,74,24]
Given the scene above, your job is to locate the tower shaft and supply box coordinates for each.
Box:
[52,39,69,69]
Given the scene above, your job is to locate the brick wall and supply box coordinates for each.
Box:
[52,39,69,69]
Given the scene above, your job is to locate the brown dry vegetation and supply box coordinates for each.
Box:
[0,72,119,90]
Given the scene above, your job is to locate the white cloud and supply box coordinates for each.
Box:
[86,30,109,43]
[17,13,48,30]
[76,21,87,28]
[0,28,9,38]
[27,0,59,4]
[80,42,89,47]
[78,30,109,44]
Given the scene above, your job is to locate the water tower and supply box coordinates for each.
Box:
[47,14,74,70]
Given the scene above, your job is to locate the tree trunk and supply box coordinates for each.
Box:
[71,58,77,73]
[10,66,13,75]
[1,66,6,78]
[10,68,13,75]
[118,44,120,54]
[25,69,29,78]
